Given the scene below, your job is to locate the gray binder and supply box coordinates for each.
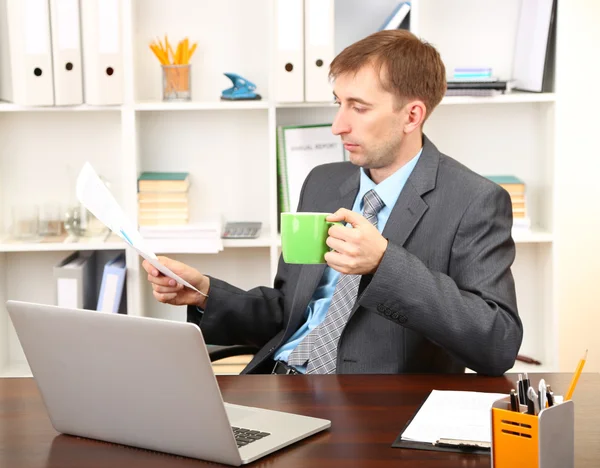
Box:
[53,251,97,310]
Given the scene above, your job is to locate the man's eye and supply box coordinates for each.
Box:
[354,107,365,113]
[333,100,341,106]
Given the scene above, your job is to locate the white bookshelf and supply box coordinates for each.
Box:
[0,0,591,377]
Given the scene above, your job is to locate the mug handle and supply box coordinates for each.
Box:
[325,221,345,253]
[326,221,345,228]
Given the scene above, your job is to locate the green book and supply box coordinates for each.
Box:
[485,175,524,185]
[138,172,189,181]
[138,172,190,193]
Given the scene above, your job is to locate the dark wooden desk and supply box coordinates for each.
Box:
[1,373,599,467]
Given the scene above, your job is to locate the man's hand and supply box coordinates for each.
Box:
[141,256,210,309]
[324,208,388,275]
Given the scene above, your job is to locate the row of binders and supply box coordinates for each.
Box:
[0,0,123,106]
[54,250,126,314]
[274,0,334,103]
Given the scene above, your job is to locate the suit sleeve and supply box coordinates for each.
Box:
[357,185,523,376]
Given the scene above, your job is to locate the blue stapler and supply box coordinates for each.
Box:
[221,73,262,100]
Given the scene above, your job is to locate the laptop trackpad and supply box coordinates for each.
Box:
[224,403,264,425]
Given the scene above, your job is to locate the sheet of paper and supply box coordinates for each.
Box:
[76,162,201,293]
[401,390,507,445]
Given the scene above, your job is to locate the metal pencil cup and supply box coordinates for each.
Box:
[162,64,191,101]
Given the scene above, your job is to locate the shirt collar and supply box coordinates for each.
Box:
[356,148,423,210]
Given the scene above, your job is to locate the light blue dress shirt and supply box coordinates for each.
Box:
[273,149,422,372]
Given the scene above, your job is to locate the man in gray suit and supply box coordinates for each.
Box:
[142,30,522,376]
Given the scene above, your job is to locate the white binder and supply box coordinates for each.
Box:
[274,0,304,102]
[512,0,555,92]
[80,0,123,105]
[54,251,97,310]
[304,0,334,102]
[0,0,55,106]
[49,0,83,105]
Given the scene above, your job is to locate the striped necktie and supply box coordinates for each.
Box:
[287,189,385,374]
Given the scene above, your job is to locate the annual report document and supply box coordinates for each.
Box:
[75,162,202,293]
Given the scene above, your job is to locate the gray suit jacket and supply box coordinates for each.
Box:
[188,136,523,376]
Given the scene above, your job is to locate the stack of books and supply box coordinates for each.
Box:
[137,172,190,226]
[446,68,512,97]
[486,175,530,229]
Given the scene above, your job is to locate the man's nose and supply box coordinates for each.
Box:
[331,108,350,135]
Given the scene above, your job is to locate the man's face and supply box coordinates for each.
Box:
[332,65,408,170]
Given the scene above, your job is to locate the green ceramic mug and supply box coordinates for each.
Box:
[281,212,343,264]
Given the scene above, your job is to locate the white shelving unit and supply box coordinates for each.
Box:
[1,0,589,378]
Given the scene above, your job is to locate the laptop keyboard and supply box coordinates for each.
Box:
[232,427,271,448]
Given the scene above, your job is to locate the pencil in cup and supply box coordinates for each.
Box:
[162,64,191,101]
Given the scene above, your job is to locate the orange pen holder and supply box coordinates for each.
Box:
[490,396,574,468]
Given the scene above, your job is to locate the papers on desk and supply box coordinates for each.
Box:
[75,162,201,294]
[400,390,507,446]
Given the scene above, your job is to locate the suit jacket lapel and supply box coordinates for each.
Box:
[348,136,440,321]
[382,135,439,247]
[284,169,360,339]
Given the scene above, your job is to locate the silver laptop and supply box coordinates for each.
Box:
[6,300,330,466]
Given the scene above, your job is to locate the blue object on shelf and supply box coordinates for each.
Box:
[221,73,262,100]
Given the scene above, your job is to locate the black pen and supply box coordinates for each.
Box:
[523,372,531,393]
[517,373,526,406]
[510,389,519,412]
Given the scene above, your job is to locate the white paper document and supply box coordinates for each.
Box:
[401,390,507,445]
[76,162,201,293]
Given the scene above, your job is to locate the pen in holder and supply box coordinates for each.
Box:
[162,64,191,101]
[490,396,574,468]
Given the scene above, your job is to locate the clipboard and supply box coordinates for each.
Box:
[391,391,495,456]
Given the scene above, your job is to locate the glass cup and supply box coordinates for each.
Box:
[162,64,191,101]
[38,203,65,237]
[11,205,40,240]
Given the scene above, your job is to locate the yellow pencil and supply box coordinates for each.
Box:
[188,43,197,61]
[149,44,168,65]
[165,35,175,64]
[565,349,588,400]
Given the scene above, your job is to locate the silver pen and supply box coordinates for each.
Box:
[527,386,539,415]
[538,379,547,410]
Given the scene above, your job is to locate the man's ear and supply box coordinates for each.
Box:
[404,100,426,134]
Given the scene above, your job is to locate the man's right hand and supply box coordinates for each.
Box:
[141,256,210,309]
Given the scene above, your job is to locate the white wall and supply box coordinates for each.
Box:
[555,0,600,372]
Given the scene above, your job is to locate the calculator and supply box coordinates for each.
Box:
[221,222,262,239]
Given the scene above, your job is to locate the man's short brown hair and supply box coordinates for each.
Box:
[329,30,447,121]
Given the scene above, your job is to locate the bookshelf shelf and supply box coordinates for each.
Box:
[0,230,274,254]
[276,102,336,109]
[441,92,556,105]
[0,235,126,253]
[134,100,270,111]
[223,231,272,248]
[0,102,121,113]
[512,229,554,244]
